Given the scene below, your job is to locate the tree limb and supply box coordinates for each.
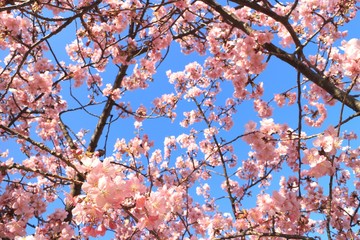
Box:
[201,0,360,113]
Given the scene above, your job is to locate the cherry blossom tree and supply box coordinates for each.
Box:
[0,0,359,239]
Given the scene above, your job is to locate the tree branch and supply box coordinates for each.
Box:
[201,0,360,113]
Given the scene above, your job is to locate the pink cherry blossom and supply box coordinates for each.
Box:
[340,38,360,60]
[254,99,273,118]
[1,0,360,239]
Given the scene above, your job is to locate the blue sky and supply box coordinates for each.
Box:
[1,2,360,239]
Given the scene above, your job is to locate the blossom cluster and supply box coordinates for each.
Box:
[0,0,359,239]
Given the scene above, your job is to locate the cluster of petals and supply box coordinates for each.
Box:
[304,102,327,127]
[0,0,360,239]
